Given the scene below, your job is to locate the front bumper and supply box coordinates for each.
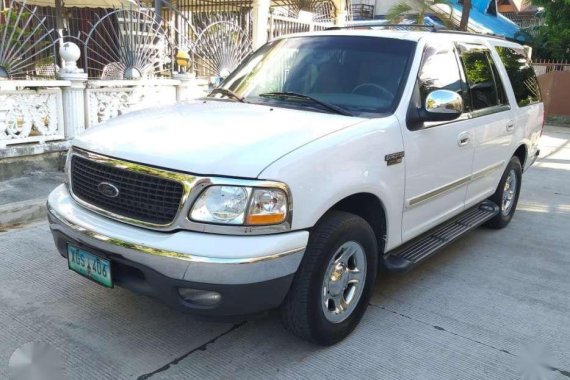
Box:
[47,185,309,317]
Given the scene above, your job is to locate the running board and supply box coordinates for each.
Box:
[384,200,500,272]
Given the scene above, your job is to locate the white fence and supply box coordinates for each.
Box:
[85,80,181,128]
[0,77,208,153]
[0,81,67,148]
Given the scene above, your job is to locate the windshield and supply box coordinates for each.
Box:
[217,36,416,117]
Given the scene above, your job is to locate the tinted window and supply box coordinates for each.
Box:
[495,46,541,107]
[459,46,508,111]
[221,36,416,116]
[418,42,463,105]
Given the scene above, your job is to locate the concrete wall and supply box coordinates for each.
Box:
[538,71,570,117]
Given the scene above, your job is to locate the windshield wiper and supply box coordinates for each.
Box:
[258,92,353,116]
[209,88,246,103]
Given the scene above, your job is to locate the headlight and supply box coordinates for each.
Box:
[190,186,289,226]
[190,186,250,224]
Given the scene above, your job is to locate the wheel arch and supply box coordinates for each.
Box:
[323,192,387,254]
[513,143,528,169]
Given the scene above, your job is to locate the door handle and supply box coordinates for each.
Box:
[506,122,515,132]
[457,132,471,147]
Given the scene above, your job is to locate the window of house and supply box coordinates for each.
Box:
[495,46,541,107]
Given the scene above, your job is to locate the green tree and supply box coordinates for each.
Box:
[387,0,455,27]
[531,0,570,60]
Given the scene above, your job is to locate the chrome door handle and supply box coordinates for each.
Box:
[506,123,515,132]
[457,132,471,147]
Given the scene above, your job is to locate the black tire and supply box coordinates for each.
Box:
[485,156,523,229]
[280,211,378,346]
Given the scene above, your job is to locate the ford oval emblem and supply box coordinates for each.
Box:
[97,182,120,198]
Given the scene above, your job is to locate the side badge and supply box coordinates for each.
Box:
[385,151,405,166]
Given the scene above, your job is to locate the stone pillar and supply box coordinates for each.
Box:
[173,72,206,102]
[57,42,88,140]
[252,0,270,50]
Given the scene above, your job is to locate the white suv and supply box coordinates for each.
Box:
[47,27,543,345]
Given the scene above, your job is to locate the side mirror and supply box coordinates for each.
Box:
[424,90,463,121]
[407,89,464,130]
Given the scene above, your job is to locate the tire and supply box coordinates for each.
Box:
[280,211,378,346]
[485,156,522,229]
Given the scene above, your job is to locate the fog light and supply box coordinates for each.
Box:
[178,288,222,307]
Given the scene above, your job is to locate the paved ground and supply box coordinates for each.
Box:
[1,126,569,380]
[0,171,65,207]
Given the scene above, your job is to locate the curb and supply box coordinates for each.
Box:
[0,198,47,229]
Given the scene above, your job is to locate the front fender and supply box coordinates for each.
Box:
[258,116,406,251]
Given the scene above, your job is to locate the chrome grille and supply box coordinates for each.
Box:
[70,155,184,225]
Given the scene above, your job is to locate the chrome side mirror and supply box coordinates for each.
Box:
[425,89,463,118]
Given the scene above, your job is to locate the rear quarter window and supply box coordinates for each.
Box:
[495,46,541,107]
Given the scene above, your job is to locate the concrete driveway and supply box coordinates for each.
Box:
[1,126,569,380]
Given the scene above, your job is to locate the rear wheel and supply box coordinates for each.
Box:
[485,156,522,229]
[280,211,378,346]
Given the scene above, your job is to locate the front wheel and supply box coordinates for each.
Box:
[485,156,522,229]
[280,211,378,346]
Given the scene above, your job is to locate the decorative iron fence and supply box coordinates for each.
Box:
[351,0,374,20]
[0,0,58,79]
[268,14,333,39]
[533,59,570,76]
[501,12,543,29]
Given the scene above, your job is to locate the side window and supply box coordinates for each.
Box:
[459,45,508,112]
[417,42,463,107]
[495,46,541,107]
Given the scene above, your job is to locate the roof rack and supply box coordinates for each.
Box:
[325,23,517,42]
[326,23,444,32]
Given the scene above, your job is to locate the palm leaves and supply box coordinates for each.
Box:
[387,0,456,28]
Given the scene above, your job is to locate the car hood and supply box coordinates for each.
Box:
[73,101,366,178]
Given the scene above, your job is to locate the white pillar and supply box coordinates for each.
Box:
[57,42,88,139]
[173,72,206,101]
[334,0,348,26]
[252,0,270,50]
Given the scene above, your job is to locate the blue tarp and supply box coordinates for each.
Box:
[446,0,526,42]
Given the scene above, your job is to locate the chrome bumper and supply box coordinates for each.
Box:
[47,185,308,285]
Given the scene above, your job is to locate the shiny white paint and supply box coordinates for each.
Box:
[259,116,406,251]
[73,101,367,178]
[59,30,543,277]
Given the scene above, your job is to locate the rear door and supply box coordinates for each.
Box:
[457,43,516,207]
[401,41,476,241]
[494,45,543,170]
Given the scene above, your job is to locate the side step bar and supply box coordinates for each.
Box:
[384,200,500,272]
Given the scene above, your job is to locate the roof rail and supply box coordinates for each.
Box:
[435,29,507,40]
[326,23,444,32]
[325,23,519,43]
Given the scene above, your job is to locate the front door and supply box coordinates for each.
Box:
[401,41,476,242]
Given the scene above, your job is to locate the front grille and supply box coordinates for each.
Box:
[70,155,184,225]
